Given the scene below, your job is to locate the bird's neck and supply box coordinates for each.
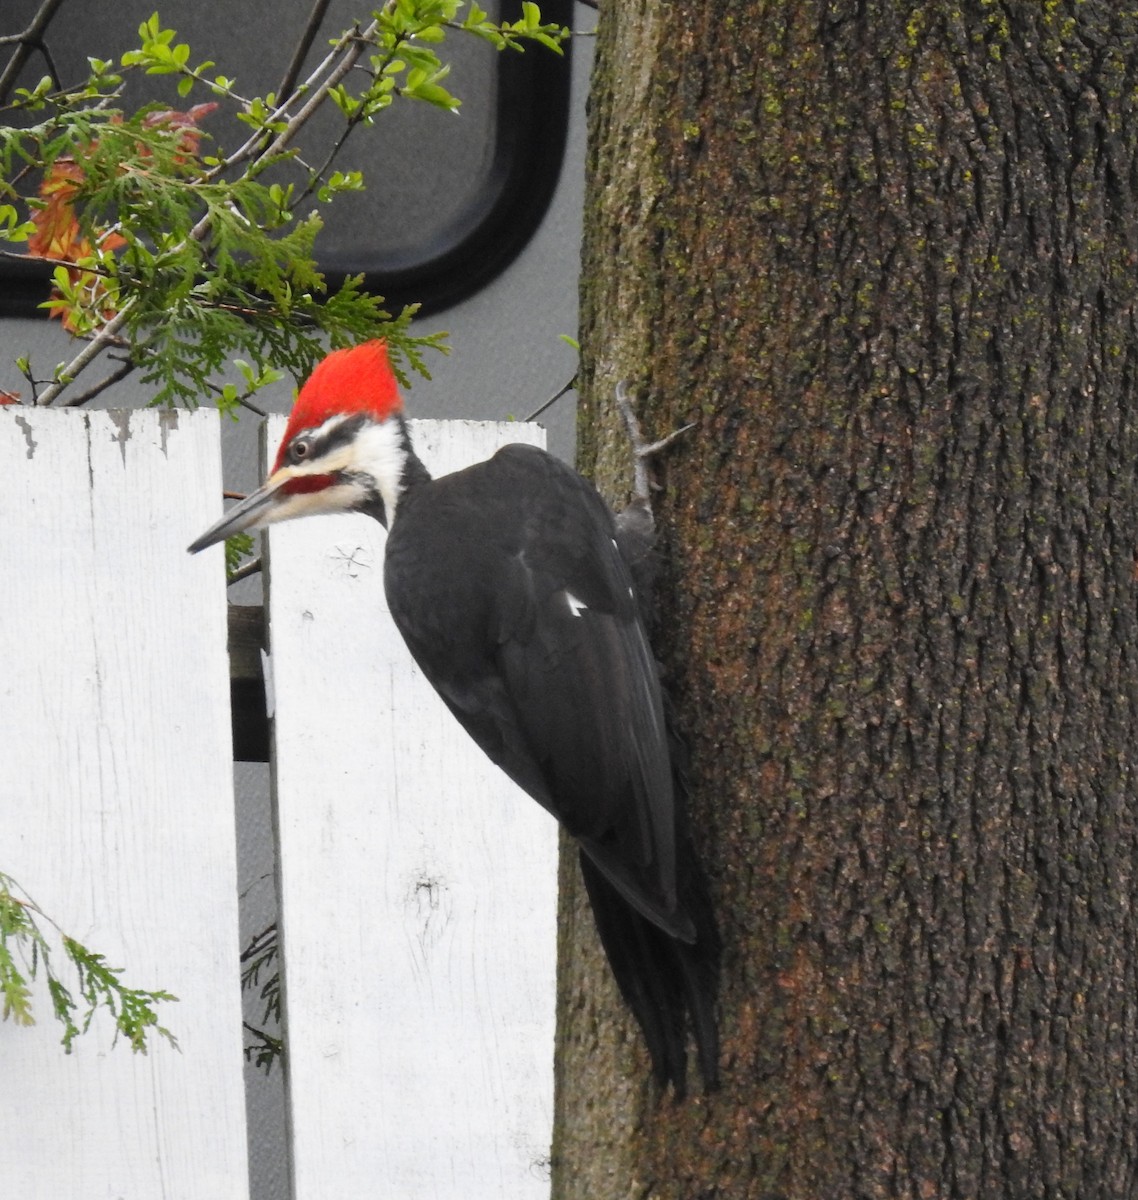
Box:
[356,414,431,528]
[393,441,432,519]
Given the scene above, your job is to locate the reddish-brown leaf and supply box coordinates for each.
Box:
[27,158,86,261]
[142,101,218,162]
[26,104,214,332]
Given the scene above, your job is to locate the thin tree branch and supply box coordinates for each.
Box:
[0,247,116,277]
[277,0,335,103]
[0,0,66,105]
[58,357,136,407]
[202,377,269,418]
[228,557,263,585]
[204,14,381,182]
[294,110,363,206]
[524,375,577,422]
[255,21,380,166]
[34,303,132,405]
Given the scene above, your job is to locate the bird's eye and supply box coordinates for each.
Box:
[292,439,311,462]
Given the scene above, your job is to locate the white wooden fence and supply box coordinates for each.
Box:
[2,407,557,1200]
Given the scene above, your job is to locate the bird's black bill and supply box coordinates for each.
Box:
[188,481,284,554]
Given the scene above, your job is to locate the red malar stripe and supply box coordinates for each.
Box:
[282,473,335,495]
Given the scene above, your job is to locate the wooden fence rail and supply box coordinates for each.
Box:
[2,407,556,1200]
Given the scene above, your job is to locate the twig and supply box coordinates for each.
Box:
[58,357,136,407]
[255,21,380,166]
[0,247,114,274]
[34,303,132,405]
[236,395,268,417]
[202,377,269,418]
[295,110,364,206]
[0,0,66,105]
[523,375,577,422]
[203,14,381,182]
[240,923,278,961]
[277,0,335,103]
[228,557,263,584]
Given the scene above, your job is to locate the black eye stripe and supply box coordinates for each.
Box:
[291,415,368,464]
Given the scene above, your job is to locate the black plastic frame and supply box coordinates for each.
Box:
[0,0,573,319]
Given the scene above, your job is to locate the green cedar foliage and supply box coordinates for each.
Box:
[0,872,178,1053]
[0,5,568,409]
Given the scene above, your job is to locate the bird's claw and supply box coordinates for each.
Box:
[636,422,697,461]
[614,381,694,503]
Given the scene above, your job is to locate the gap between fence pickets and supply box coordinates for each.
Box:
[262,416,559,1200]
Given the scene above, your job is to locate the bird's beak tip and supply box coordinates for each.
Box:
[188,476,284,557]
[186,532,221,555]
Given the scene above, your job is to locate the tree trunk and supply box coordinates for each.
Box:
[555,3,1138,1197]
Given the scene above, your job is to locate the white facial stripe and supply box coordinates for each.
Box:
[275,417,396,480]
[306,413,350,442]
[279,439,361,481]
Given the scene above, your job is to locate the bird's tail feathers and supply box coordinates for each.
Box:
[579,836,720,1095]
[579,837,697,943]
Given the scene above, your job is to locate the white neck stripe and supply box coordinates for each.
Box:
[351,419,408,522]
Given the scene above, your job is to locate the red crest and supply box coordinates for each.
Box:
[273,341,402,472]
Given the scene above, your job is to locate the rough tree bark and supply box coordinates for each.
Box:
[554,3,1138,1198]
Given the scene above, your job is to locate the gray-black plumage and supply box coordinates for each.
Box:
[381,442,720,1092]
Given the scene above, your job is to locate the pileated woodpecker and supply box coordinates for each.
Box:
[190,341,719,1091]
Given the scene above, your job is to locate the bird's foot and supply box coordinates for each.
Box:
[614,381,695,504]
[612,383,695,591]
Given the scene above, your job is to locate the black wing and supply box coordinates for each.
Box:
[383,443,693,940]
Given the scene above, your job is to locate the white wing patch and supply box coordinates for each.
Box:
[564,591,588,618]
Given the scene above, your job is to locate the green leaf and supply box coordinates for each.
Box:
[405,82,460,110]
[224,532,255,579]
[464,3,490,28]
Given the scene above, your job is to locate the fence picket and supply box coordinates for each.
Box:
[1,408,249,1198]
[267,418,557,1200]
